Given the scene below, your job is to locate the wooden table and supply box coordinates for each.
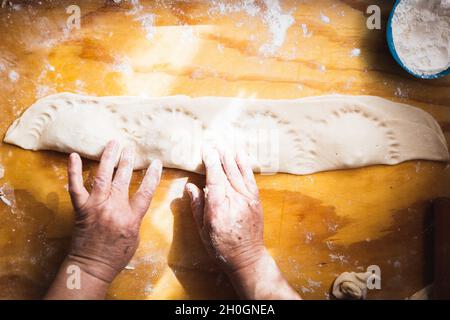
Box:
[0,0,449,299]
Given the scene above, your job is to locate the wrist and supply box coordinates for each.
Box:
[227,246,270,278]
[66,253,119,284]
[45,256,111,300]
[226,248,279,299]
[226,248,300,300]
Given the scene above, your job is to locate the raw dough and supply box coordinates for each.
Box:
[4,93,449,175]
[332,271,371,300]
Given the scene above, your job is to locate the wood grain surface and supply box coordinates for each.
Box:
[0,0,449,299]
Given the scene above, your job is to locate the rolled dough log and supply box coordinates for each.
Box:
[3,93,449,175]
[332,271,371,300]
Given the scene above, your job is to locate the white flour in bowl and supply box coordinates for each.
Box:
[392,0,450,76]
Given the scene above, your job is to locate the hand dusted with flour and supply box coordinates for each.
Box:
[4,93,449,175]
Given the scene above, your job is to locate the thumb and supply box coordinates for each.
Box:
[185,183,205,230]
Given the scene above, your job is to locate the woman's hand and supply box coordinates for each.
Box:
[45,140,162,299]
[67,141,162,283]
[185,146,265,274]
[186,146,301,300]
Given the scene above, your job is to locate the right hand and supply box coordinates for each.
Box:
[185,146,266,274]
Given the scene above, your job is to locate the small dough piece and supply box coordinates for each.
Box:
[332,271,371,300]
[3,93,449,175]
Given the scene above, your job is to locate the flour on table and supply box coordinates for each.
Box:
[319,11,330,24]
[300,23,312,38]
[126,0,156,40]
[350,48,361,57]
[134,13,156,40]
[209,0,295,56]
[258,0,295,56]
[4,93,449,176]
[0,183,15,208]
[8,70,19,82]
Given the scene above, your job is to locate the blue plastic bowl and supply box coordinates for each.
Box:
[386,0,450,79]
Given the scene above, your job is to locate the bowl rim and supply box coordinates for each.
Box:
[386,0,450,80]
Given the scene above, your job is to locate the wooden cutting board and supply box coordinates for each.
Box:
[0,0,449,299]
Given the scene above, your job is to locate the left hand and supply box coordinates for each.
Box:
[67,140,162,283]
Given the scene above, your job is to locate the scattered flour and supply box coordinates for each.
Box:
[208,0,260,17]
[318,64,326,72]
[415,161,422,173]
[350,48,361,57]
[75,79,85,89]
[217,43,225,53]
[329,253,348,264]
[319,11,330,24]
[179,25,198,43]
[304,232,314,243]
[135,14,156,40]
[259,0,295,56]
[392,0,450,76]
[127,0,144,15]
[126,0,156,40]
[209,0,295,57]
[112,57,134,75]
[0,183,14,207]
[307,279,322,288]
[36,85,55,99]
[35,63,58,98]
[0,164,4,179]
[8,70,19,82]
[300,23,312,38]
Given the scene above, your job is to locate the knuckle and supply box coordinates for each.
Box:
[94,176,109,189]
[207,218,219,232]
[103,147,114,159]
[111,180,126,191]
[116,220,139,236]
[122,157,131,166]
[68,185,78,195]
[139,189,154,200]
[68,168,77,177]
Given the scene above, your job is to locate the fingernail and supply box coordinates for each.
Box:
[69,153,78,160]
